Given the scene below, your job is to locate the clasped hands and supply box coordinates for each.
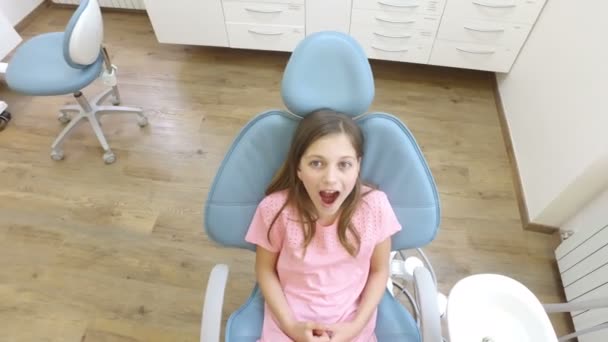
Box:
[287,320,362,342]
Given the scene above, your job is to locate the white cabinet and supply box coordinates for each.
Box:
[222,0,305,52]
[353,0,447,16]
[442,0,546,24]
[142,0,228,47]
[143,0,547,73]
[349,1,444,64]
[429,40,519,72]
[306,0,352,34]
[222,1,305,26]
[429,0,546,72]
[226,23,305,51]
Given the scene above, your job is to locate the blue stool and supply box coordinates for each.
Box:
[5,0,147,164]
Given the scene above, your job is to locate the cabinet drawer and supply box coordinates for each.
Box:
[366,43,432,63]
[350,22,436,47]
[351,33,432,63]
[353,0,446,16]
[351,9,441,32]
[428,40,518,72]
[437,16,531,46]
[223,1,304,26]
[226,23,304,52]
[223,0,304,4]
[443,0,546,24]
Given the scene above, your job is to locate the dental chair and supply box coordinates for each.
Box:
[4,0,147,164]
[201,31,443,342]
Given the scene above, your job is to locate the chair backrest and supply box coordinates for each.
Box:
[204,31,440,252]
[63,0,103,68]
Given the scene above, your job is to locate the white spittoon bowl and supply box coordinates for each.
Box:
[447,273,558,342]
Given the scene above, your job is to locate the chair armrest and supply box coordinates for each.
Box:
[543,297,608,342]
[200,264,230,342]
[557,322,608,341]
[544,297,608,313]
[413,266,443,342]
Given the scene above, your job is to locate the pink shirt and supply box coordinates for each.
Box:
[245,188,402,342]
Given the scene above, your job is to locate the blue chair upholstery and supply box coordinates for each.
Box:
[225,286,420,342]
[204,31,440,341]
[6,32,103,96]
[6,0,103,95]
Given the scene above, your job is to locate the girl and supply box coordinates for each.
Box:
[245,109,402,342]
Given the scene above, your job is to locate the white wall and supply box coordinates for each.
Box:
[496,0,608,228]
[0,0,43,26]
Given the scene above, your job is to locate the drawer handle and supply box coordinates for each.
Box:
[456,47,496,54]
[372,45,409,52]
[463,25,505,33]
[375,16,416,24]
[373,32,413,39]
[245,8,283,14]
[377,1,420,8]
[471,0,516,8]
[248,29,285,36]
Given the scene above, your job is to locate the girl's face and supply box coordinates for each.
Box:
[297,133,361,225]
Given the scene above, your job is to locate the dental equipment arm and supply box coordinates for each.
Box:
[544,297,608,342]
[544,297,608,313]
[200,264,230,342]
[557,323,608,342]
[413,266,443,342]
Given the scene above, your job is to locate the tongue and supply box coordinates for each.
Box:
[320,191,339,204]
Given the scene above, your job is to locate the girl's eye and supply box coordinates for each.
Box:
[339,161,352,169]
[310,160,323,168]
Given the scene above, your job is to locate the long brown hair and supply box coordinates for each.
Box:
[265,109,373,257]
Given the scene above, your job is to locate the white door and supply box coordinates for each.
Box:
[143,0,229,47]
[0,8,21,62]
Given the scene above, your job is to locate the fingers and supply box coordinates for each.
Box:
[306,333,330,342]
[305,322,332,342]
[311,322,330,331]
[312,328,325,337]
[316,334,331,342]
[305,321,330,333]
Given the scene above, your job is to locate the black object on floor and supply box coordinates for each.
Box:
[0,110,11,131]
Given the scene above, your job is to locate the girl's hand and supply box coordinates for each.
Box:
[285,321,331,342]
[325,321,361,342]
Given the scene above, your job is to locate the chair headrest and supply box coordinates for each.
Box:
[281,31,375,118]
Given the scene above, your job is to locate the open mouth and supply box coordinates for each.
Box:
[319,190,340,205]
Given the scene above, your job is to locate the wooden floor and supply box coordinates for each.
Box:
[0,5,572,342]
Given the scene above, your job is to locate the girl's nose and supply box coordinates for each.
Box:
[322,166,338,184]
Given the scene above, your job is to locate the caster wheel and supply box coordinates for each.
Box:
[137,116,148,127]
[58,112,71,124]
[103,151,116,164]
[112,100,120,106]
[51,149,64,161]
[0,110,11,132]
